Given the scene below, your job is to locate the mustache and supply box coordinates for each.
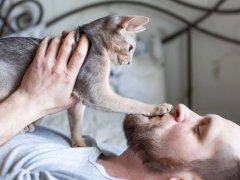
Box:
[148,113,174,127]
[123,113,173,135]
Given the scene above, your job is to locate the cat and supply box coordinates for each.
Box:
[0,15,172,147]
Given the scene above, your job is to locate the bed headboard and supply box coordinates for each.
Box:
[1,0,240,108]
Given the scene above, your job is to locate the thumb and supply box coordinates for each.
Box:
[68,91,80,106]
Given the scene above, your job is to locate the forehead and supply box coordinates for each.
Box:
[196,114,240,161]
[119,30,136,45]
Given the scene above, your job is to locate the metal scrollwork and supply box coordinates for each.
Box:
[0,0,43,37]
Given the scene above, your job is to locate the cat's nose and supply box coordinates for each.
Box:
[128,62,130,64]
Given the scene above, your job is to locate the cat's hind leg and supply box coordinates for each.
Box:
[67,102,86,147]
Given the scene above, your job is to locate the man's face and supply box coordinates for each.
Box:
[123,104,240,167]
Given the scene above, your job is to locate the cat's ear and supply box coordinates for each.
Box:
[121,16,149,33]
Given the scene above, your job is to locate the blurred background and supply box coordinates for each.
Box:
[1,0,240,147]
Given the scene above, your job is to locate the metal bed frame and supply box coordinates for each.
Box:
[1,0,240,108]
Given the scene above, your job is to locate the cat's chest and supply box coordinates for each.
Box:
[79,53,111,80]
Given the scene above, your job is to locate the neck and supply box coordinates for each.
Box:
[97,148,161,180]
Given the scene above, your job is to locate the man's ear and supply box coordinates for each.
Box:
[119,16,149,33]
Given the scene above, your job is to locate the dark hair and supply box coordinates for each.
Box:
[190,156,240,180]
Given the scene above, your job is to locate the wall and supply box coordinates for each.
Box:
[162,0,240,123]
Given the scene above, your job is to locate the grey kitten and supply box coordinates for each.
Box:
[0,15,172,147]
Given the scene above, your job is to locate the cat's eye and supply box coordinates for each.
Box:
[129,45,133,51]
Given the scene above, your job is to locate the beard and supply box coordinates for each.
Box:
[123,114,188,173]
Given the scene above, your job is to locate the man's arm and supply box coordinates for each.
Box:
[0,91,42,145]
[0,32,89,145]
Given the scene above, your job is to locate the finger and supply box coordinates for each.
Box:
[62,31,76,41]
[56,31,76,66]
[34,37,50,60]
[45,36,61,61]
[68,34,89,77]
[62,30,71,38]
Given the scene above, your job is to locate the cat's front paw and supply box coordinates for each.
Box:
[152,103,173,116]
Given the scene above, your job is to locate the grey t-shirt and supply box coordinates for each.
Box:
[0,126,126,180]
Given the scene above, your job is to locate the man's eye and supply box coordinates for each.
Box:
[194,124,205,137]
[193,126,200,136]
[193,117,211,140]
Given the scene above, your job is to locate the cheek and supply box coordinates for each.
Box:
[163,126,203,161]
[109,54,119,65]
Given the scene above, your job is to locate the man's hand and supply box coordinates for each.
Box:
[0,32,89,145]
[17,31,89,116]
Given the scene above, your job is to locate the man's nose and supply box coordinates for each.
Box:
[174,104,201,123]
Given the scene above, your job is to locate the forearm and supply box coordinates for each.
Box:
[0,91,42,145]
[0,33,88,146]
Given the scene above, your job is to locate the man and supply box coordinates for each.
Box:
[0,32,239,179]
[1,104,240,179]
[122,105,240,179]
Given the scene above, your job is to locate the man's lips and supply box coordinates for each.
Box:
[149,112,175,121]
[147,113,177,128]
